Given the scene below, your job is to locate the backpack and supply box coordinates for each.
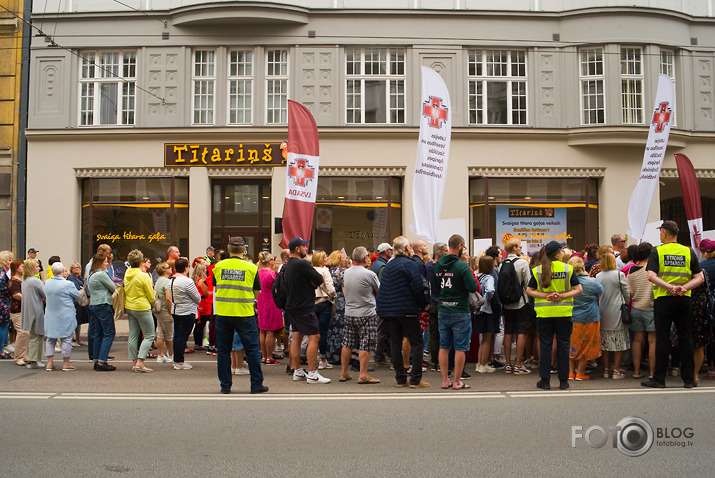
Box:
[272,267,288,310]
[498,258,523,305]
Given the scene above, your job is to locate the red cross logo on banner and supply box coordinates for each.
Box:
[288,158,315,187]
[652,102,671,133]
[423,96,448,128]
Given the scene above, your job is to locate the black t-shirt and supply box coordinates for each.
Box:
[528,266,581,289]
[283,256,323,314]
[646,245,702,275]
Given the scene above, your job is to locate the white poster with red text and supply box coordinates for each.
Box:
[627,74,674,242]
[410,66,452,244]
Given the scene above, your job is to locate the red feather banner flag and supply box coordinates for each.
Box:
[279,101,320,248]
[674,153,703,254]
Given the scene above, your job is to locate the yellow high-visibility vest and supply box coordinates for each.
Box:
[653,242,693,299]
[532,261,574,318]
[213,257,258,317]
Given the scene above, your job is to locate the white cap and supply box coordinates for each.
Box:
[377,243,393,253]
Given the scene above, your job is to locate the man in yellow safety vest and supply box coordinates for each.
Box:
[642,220,703,389]
[213,236,268,394]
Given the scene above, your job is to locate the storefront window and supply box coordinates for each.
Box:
[470,177,598,254]
[312,177,401,253]
[81,178,189,270]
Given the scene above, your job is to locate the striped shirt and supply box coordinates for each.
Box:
[627,266,653,311]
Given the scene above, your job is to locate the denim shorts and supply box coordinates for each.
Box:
[438,312,472,352]
[629,308,655,332]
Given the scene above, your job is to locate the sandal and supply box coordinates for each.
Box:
[339,374,353,382]
[62,365,77,372]
[132,365,154,373]
[357,376,380,384]
[146,353,157,359]
[0,352,14,360]
[453,382,472,390]
[441,381,454,390]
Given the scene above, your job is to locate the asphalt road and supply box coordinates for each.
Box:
[1,343,713,476]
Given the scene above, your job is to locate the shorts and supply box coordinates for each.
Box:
[285,310,320,336]
[473,311,500,335]
[629,308,655,332]
[503,305,534,335]
[155,310,173,340]
[438,312,472,352]
[232,331,244,351]
[342,314,378,351]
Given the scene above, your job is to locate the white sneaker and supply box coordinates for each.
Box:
[173,362,193,370]
[234,366,249,375]
[483,364,496,373]
[6,344,15,352]
[307,372,331,384]
[293,369,307,381]
[156,355,167,363]
[165,356,174,363]
[27,362,45,369]
[318,359,333,370]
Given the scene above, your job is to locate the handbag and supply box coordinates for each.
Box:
[469,290,485,311]
[618,271,632,325]
[152,297,162,314]
[78,287,90,307]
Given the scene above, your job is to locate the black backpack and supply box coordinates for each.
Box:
[272,267,288,310]
[497,258,523,305]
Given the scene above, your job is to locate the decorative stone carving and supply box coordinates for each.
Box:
[661,168,715,178]
[75,168,190,177]
[303,52,315,65]
[319,167,406,176]
[468,167,605,177]
[208,167,273,177]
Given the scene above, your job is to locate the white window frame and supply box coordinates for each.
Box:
[579,47,606,126]
[467,49,528,126]
[345,47,406,125]
[620,47,644,124]
[660,49,676,127]
[266,49,289,125]
[192,49,216,125]
[79,50,136,126]
[227,49,254,125]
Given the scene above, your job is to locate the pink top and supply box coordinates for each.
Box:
[257,268,283,331]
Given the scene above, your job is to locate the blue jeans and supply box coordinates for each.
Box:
[315,301,332,357]
[89,304,115,363]
[536,316,573,381]
[438,311,472,352]
[0,321,9,353]
[216,315,263,392]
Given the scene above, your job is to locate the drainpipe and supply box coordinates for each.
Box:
[17,0,32,255]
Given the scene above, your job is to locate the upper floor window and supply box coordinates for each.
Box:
[660,49,676,126]
[467,50,527,125]
[621,47,644,124]
[345,48,405,124]
[266,49,288,124]
[193,50,215,125]
[579,48,605,125]
[228,50,253,125]
[80,51,136,126]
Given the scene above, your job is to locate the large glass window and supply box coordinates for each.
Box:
[621,47,644,124]
[470,177,598,254]
[193,50,215,125]
[467,50,527,125]
[312,177,402,253]
[660,49,676,126]
[266,49,288,124]
[80,51,136,126]
[346,48,405,124]
[81,178,189,270]
[228,50,253,125]
[580,48,605,125]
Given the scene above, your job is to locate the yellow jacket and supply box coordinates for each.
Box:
[123,268,155,311]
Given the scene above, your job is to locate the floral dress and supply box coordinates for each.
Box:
[326,266,345,363]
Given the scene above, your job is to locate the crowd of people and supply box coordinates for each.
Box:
[0,218,713,393]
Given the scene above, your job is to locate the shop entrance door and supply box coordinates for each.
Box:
[211,179,271,261]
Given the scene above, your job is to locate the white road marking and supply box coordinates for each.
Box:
[0,387,711,401]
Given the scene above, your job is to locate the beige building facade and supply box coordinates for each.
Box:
[25,1,715,266]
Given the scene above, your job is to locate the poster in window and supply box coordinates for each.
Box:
[496,206,570,254]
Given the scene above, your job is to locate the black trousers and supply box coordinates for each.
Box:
[374,317,391,362]
[653,296,694,385]
[427,303,440,361]
[387,315,424,385]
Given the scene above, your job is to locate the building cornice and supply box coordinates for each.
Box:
[75,167,190,177]
[469,167,605,178]
[661,168,715,178]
